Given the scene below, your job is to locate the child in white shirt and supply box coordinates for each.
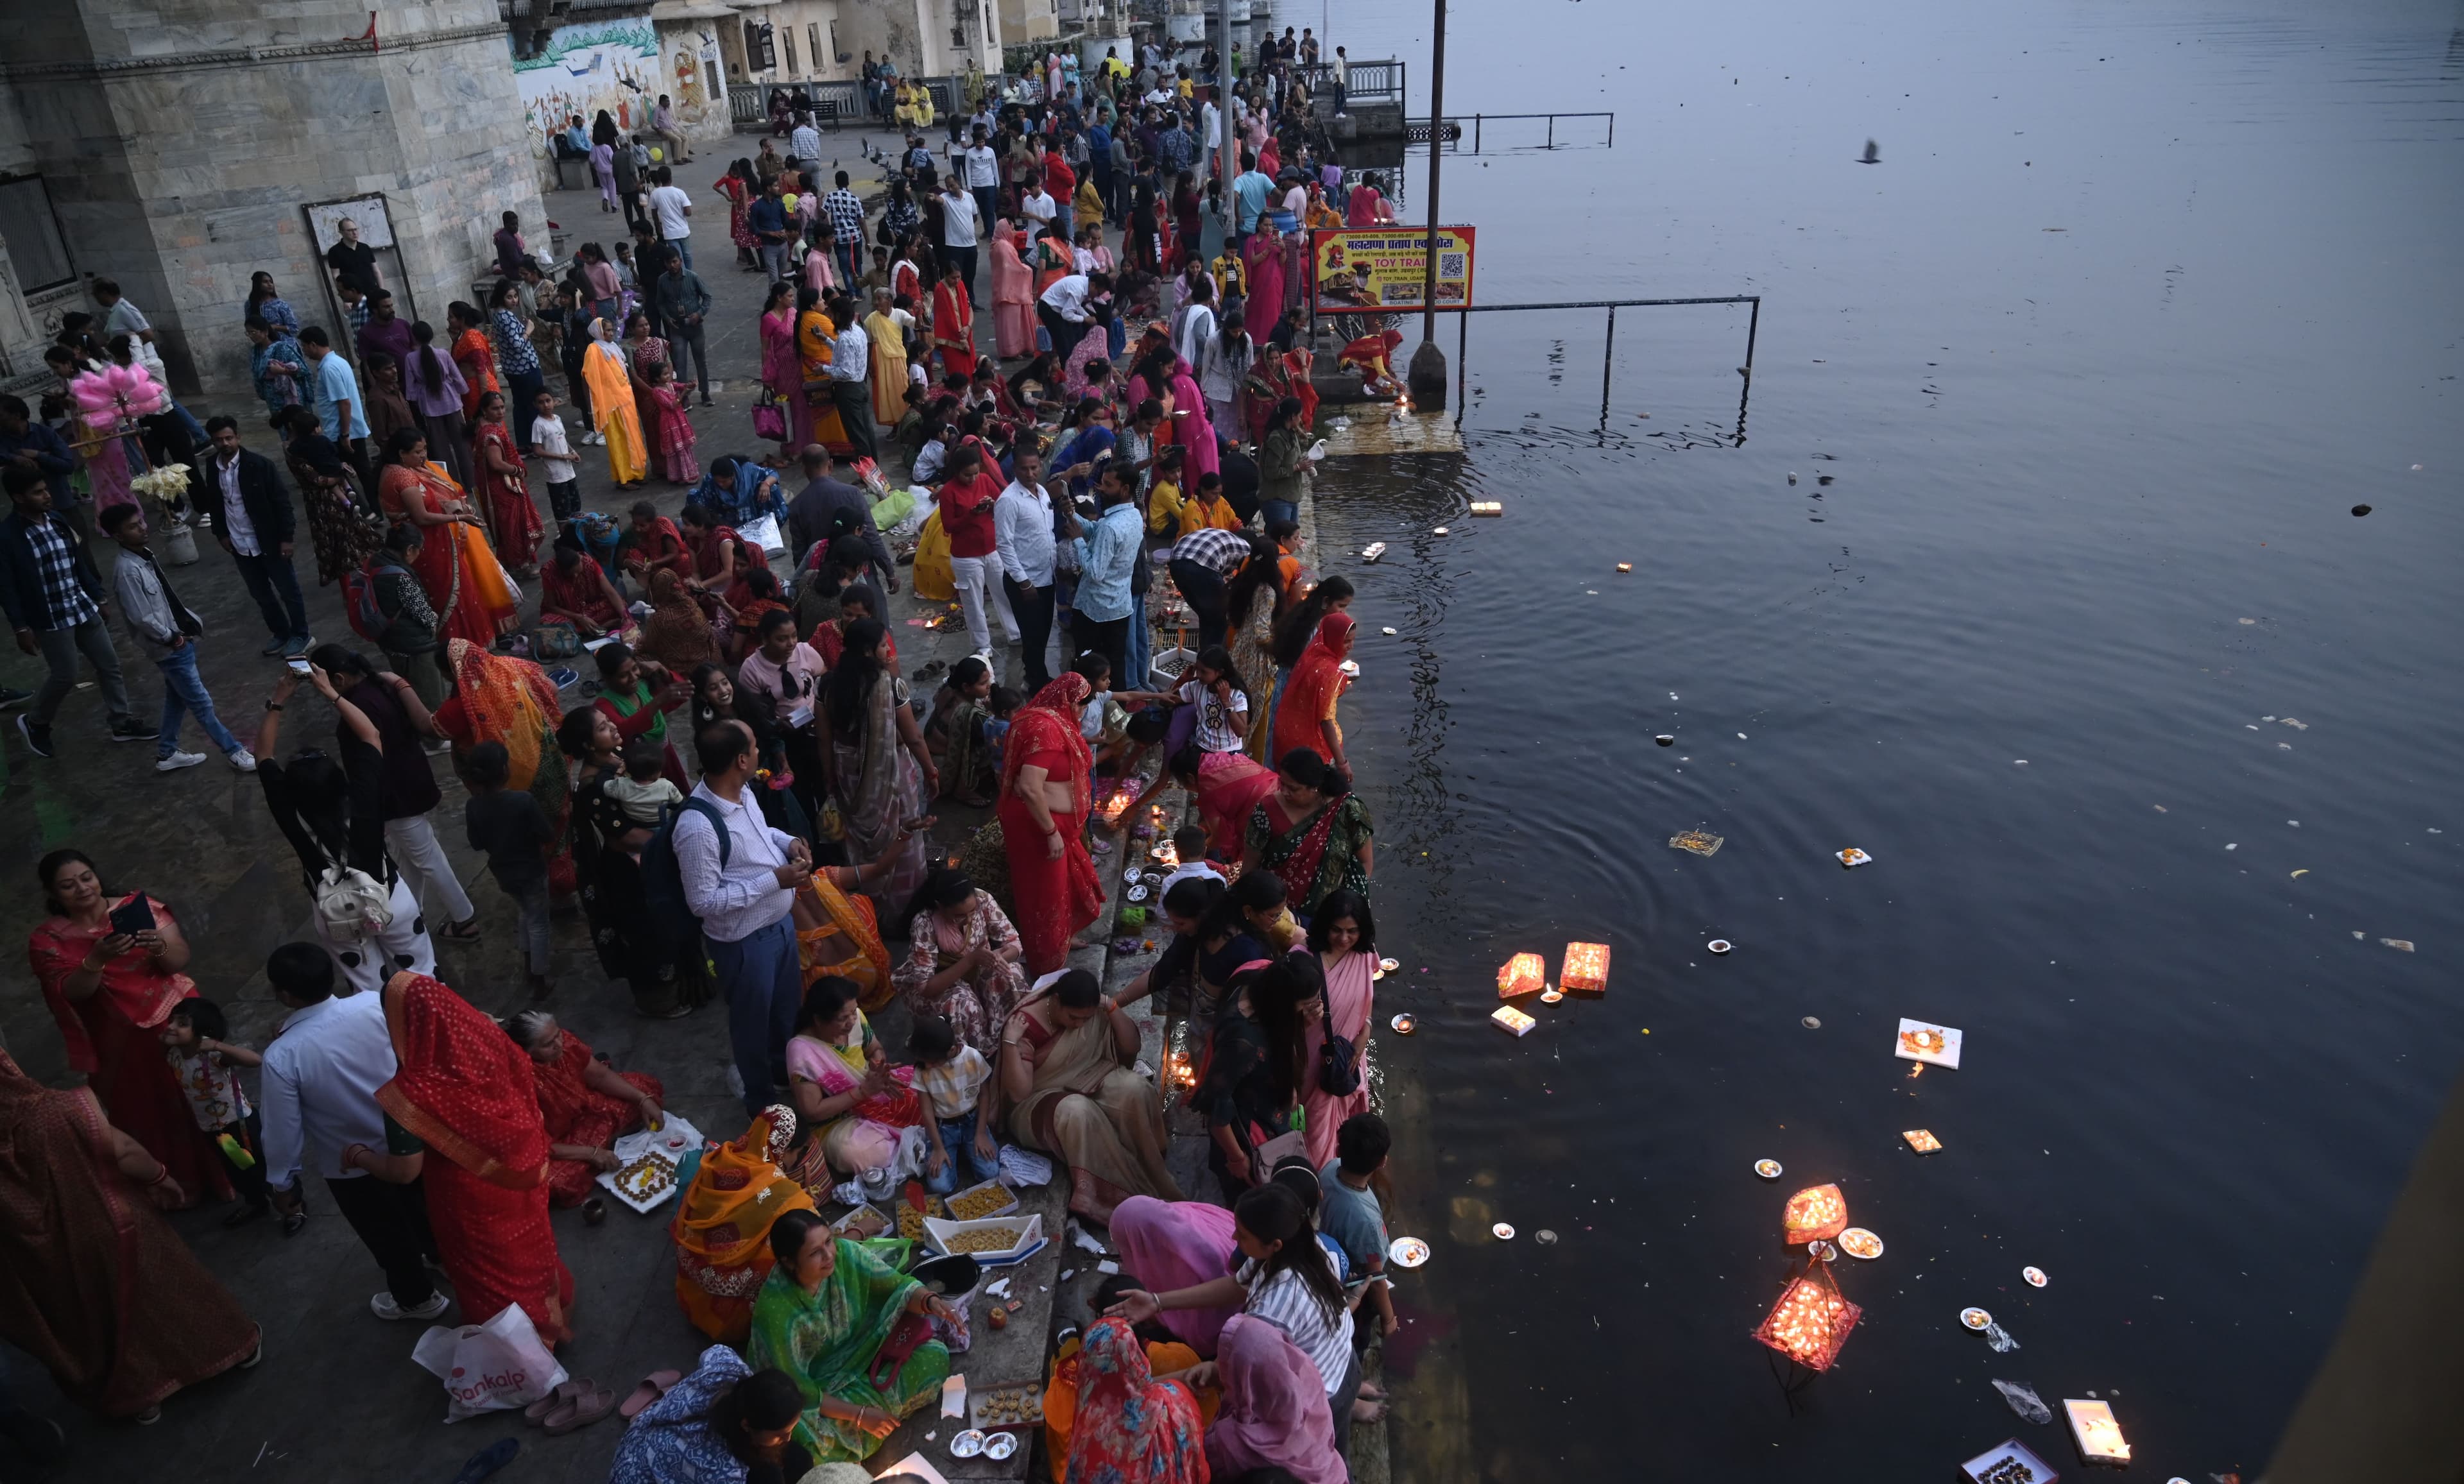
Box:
[912,1013,1000,1195]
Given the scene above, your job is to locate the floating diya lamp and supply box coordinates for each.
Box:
[1782,1184,1849,1245]
[1751,1256,1863,1372]
[1469,500,1503,516]
[1561,941,1611,993]
[1496,953,1547,998]
[2064,1398,2131,1464]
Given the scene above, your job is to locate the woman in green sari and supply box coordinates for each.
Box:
[747,1208,954,1465]
[1241,749,1374,922]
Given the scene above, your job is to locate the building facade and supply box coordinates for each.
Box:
[717,0,1003,105]
[0,0,545,400]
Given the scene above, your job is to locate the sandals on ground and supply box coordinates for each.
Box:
[619,1368,684,1420]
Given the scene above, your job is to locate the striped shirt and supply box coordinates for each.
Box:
[916,1045,992,1120]
[1236,1257,1353,1394]
[1169,525,1250,577]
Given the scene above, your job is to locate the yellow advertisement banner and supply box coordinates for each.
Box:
[1308,225,1478,312]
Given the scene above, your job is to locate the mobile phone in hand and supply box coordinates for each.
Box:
[108,893,157,938]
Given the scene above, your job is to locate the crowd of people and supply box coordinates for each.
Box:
[0,26,1419,1484]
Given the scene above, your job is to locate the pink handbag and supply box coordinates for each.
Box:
[750,395,787,443]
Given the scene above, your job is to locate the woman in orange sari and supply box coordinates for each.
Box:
[1272,611,1356,769]
[364,973,574,1345]
[997,675,1106,976]
[670,1105,816,1345]
[431,638,575,895]
[471,389,544,575]
[376,429,517,647]
[930,259,977,380]
[447,300,501,422]
[794,287,853,454]
[0,1049,260,1424]
[504,1011,664,1207]
[794,874,895,1010]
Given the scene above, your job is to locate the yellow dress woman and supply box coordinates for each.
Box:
[581,318,647,485]
[860,291,909,427]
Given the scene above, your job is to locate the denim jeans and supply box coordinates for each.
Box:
[232,550,310,644]
[663,235,694,271]
[922,1107,1002,1195]
[506,877,551,975]
[153,645,241,758]
[713,916,803,1114]
[31,616,129,726]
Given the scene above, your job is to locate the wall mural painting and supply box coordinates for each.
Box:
[513,21,662,156]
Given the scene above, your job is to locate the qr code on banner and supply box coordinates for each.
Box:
[1439,252,1466,279]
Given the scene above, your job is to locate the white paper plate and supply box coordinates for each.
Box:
[1387,1236,1430,1268]
[1389,1012,1417,1035]
[1380,957,1400,973]
[2023,1266,2048,1288]
[1839,1227,1884,1260]
[1960,1307,1992,1331]
[1539,986,1565,1003]
[1707,939,1733,954]
[1754,1159,1783,1180]
[1492,1223,1516,1240]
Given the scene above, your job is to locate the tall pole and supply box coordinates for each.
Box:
[1405,0,1448,408]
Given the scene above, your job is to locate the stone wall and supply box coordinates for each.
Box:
[0,0,544,399]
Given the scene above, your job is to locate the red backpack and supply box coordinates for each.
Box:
[341,563,397,645]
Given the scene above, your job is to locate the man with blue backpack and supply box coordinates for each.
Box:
[669,719,815,1114]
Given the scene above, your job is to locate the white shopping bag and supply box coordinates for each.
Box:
[411,1303,570,1422]
[740,513,786,556]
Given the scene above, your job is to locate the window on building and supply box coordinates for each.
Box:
[830,22,841,65]
[808,24,823,69]
[0,176,74,293]
[744,20,775,71]
[783,28,798,75]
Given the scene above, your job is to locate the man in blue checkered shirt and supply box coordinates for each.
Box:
[821,171,866,284]
[0,465,152,756]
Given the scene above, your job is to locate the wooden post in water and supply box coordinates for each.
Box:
[1405,0,1450,409]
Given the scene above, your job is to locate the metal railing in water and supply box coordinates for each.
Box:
[1463,112,1614,153]
[1432,296,1762,444]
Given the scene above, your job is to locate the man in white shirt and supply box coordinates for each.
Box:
[258,944,448,1317]
[646,167,695,270]
[1199,98,1222,187]
[675,720,815,1114]
[993,447,1060,690]
[963,125,1002,261]
[1038,270,1109,364]
[1173,277,1217,375]
[937,178,982,305]
[823,294,877,460]
[1018,182,1058,238]
[789,115,823,170]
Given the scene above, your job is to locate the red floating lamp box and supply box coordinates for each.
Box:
[1495,953,1547,998]
[1561,941,1610,993]
[1752,1258,1862,1372]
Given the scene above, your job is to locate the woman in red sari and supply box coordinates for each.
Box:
[717,159,759,268]
[997,675,1106,976]
[0,1049,260,1424]
[377,429,518,647]
[504,1011,664,1207]
[932,260,977,379]
[471,389,544,575]
[365,973,574,1344]
[760,281,809,457]
[27,850,228,1209]
[1062,1317,1210,1484]
[1272,611,1357,769]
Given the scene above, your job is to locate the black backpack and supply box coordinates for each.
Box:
[639,797,728,962]
[1316,1027,1362,1098]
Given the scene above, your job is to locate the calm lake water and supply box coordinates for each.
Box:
[1260,0,2464,1477]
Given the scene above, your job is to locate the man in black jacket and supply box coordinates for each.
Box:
[0,465,151,756]
[188,416,313,657]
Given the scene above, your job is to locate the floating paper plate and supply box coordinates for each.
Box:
[1390,1012,1417,1035]
[1839,1227,1883,1260]
[982,1432,1018,1460]
[1432,525,1450,534]
[1838,848,1874,867]
[1961,1308,1993,1331]
[1379,957,1400,974]
[1707,939,1733,954]
[1492,1223,1516,1240]
[1122,868,1145,883]
[1539,986,1565,1003]
[2023,1266,2048,1288]
[1388,1236,1431,1268]
[1655,734,1675,746]
[950,1430,986,1458]
[1754,1159,1783,1180]
[1807,1240,1838,1262]
[1339,659,1361,678]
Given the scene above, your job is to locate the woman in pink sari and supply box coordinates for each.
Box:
[1108,1195,1241,1356]
[1299,891,1374,1169]
[990,223,1037,359]
[759,281,811,456]
[1205,1315,1347,1484]
[1242,228,1287,346]
[1165,357,1219,483]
